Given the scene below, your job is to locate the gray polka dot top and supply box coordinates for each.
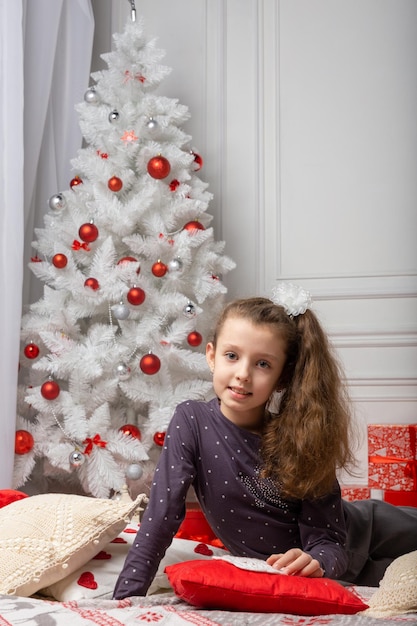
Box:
[113,398,348,598]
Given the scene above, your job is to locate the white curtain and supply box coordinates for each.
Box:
[0,0,94,489]
[0,0,24,489]
[23,0,95,305]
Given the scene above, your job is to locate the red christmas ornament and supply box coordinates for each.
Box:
[108,176,123,192]
[152,260,168,277]
[70,175,83,188]
[23,342,39,359]
[24,343,40,359]
[153,431,166,447]
[119,424,142,440]
[117,256,140,274]
[117,256,137,264]
[41,380,60,400]
[169,179,180,191]
[187,331,203,347]
[84,277,100,290]
[52,253,68,268]
[79,222,99,243]
[147,156,171,179]
[15,430,34,455]
[192,152,203,170]
[183,220,205,233]
[127,286,145,305]
[140,353,161,375]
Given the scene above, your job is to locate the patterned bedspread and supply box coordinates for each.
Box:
[0,589,416,626]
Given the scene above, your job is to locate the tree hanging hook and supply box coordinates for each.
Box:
[128,0,136,22]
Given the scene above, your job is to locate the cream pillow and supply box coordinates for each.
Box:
[364,551,417,618]
[0,492,146,597]
[40,532,229,601]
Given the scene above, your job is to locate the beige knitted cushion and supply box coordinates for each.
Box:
[364,551,417,617]
[0,492,146,597]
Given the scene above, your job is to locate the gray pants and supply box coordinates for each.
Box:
[341,499,417,586]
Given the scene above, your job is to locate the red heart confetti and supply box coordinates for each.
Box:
[123,527,138,534]
[194,543,213,556]
[77,572,98,590]
[111,537,127,544]
[93,551,112,560]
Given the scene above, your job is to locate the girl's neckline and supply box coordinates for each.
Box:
[213,397,265,438]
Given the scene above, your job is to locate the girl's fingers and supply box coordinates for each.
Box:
[266,550,324,578]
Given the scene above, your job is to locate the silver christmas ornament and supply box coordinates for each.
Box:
[168,257,183,273]
[48,193,66,212]
[126,463,143,480]
[115,362,131,380]
[84,86,99,104]
[183,302,197,318]
[112,303,130,320]
[146,117,158,131]
[109,109,120,123]
[69,450,85,467]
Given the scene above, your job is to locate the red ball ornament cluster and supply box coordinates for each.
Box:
[79,222,99,243]
[147,155,171,179]
[152,261,168,277]
[52,253,68,269]
[118,256,140,274]
[84,277,100,290]
[140,353,161,375]
[119,424,142,440]
[169,179,180,191]
[153,431,166,447]
[192,151,203,170]
[127,286,146,305]
[70,175,83,188]
[183,220,205,233]
[108,176,123,192]
[118,256,138,264]
[41,380,60,400]
[15,430,34,455]
[187,331,203,347]
[24,343,40,359]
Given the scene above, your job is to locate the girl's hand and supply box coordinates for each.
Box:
[266,548,324,577]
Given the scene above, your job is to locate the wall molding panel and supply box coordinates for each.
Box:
[276,273,417,301]
[104,0,417,469]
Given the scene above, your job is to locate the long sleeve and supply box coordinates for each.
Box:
[298,484,349,579]
[113,407,197,598]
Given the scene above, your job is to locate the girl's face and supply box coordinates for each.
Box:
[206,316,287,433]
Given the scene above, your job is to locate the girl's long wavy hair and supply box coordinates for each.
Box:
[212,297,357,500]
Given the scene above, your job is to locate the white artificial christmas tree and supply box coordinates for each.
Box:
[14,13,235,499]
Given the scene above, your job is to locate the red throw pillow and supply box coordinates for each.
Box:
[175,507,225,548]
[165,559,368,616]
[0,489,28,509]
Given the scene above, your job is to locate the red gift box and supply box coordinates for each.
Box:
[368,424,417,491]
[341,486,370,501]
[383,490,417,507]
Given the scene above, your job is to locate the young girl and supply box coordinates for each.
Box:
[114,284,417,598]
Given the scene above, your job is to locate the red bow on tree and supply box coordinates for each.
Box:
[124,70,146,83]
[72,240,91,251]
[83,434,107,455]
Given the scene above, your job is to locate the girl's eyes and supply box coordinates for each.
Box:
[224,353,270,369]
[257,360,270,369]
